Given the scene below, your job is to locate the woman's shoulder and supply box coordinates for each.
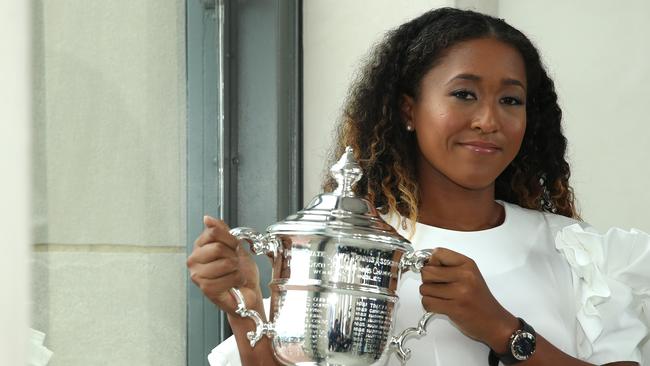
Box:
[501,201,586,235]
[381,201,587,239]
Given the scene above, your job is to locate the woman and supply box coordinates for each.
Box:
[188,8,649,365]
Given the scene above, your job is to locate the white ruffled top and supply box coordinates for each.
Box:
[207,201,649,365]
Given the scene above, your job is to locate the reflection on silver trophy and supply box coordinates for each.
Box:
[228,147,434,365]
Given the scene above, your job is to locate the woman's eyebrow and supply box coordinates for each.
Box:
[502,78,526,89]
[446,73,480,84]
[446,73,526,90]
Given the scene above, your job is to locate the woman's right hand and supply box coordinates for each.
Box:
[187,215,263,316]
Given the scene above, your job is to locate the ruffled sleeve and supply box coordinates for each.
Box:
[556,224,650,364]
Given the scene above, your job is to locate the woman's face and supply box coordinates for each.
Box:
[402,37,527,191]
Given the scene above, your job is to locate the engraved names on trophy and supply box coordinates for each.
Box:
[289,246,398,288]
[306,295,329,340]
[350,297,392,356]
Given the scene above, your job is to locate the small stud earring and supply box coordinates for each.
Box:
[406,124,414,131]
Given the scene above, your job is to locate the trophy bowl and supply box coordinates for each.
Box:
[228,147,433,365]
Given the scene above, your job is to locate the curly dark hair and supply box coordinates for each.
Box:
[323,7,579,225]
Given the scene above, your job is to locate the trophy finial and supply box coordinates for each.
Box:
[330,146,362,197]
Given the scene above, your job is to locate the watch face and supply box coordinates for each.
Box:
[511,332,536,360]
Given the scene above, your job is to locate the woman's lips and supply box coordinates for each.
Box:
[458,141,501,154]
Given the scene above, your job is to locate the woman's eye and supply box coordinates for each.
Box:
[500,96,524,106]
[451,90,477,100]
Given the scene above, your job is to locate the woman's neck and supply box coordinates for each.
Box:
[417,168,504,232]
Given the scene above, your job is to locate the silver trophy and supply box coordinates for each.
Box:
[228,147,434,365]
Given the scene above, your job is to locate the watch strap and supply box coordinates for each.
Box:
[488,349,500,366]
[488,318,536,365]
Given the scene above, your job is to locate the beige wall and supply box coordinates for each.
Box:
[34,0,186,246]
[32,0,187,364]
[0,1,31,365]
[303,1,650,233]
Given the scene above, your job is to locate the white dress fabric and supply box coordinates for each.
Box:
[208,202,649,365]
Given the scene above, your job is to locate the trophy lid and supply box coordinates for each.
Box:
[267,147,412,248]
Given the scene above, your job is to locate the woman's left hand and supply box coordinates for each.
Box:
[419,247,519,352]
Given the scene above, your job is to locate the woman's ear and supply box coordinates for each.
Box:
[401,94,415,131]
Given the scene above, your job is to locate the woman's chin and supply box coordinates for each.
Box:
[453,178,497,192]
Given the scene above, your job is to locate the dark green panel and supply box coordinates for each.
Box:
[186,0,301,365]
[186,0,225,365]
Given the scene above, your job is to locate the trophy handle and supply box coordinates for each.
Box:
[229,227,280,258]
[227,227,279,347]
[399,248,432,273]
[390,249,435,362]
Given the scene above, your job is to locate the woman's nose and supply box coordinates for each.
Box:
[470,103,499,134]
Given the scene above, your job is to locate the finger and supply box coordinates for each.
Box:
[204,216,233,234]
[420,265,462,283]
[195,226,239,250]
[191,257,239,280]
[426,247,467,267]
[198,271,245,295]
[190,242,237,264]
[419,283,455,300]
[203,215,221,228]
[421,295,452,315]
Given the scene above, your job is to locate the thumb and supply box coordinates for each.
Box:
[203,215,220,228]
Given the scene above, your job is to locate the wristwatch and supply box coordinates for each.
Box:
[488,318,536,365]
